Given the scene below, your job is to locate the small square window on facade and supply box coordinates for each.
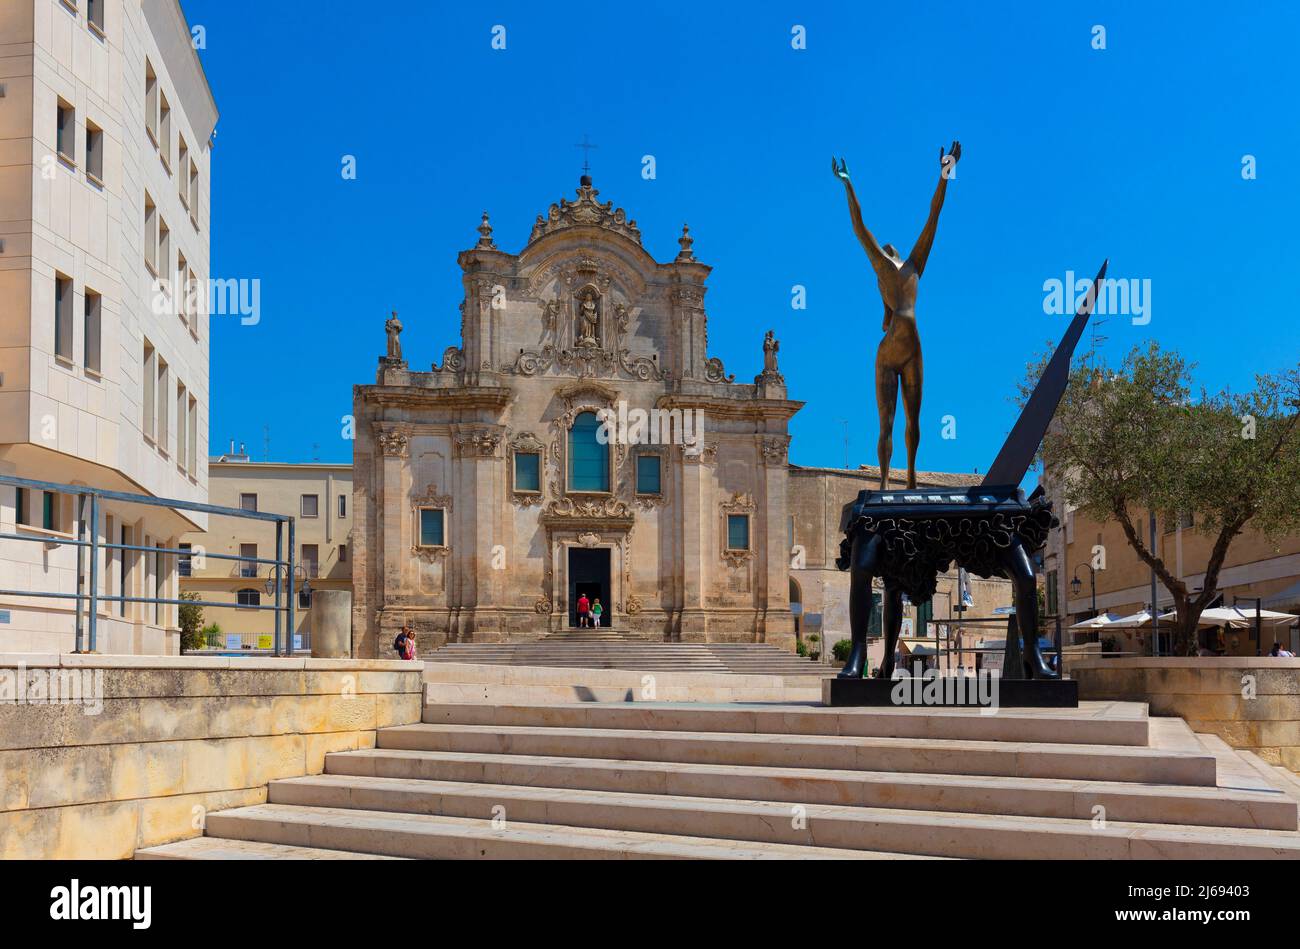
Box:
[301,494,319,517]
[56,100,75,163]
[85,120,103,182]
[239,493,257,512]
[84,288,101,373]
[514,452,541,492]
[239,543,257,578]
[636,454,662,495]
[54,273,74,360]
[302,544,319,578]
[419,508,445,547]
[237,588,260,608]
[338,544,348,563]
[726,514,750,551]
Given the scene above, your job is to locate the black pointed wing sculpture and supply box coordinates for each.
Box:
[981,260,1108,488]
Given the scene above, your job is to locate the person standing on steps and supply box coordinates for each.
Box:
[591,598,603,629]
[576,593,590,628]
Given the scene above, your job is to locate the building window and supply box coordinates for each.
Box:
[14,487,26,526]
[337,494,347,518]
[300,494,319,518]
[87,0,104,35]
[916,598,933,637]
[178,136,189,205]
[155,356,169,454]
[54,273,74,360]
[419,508,445,547]
[158,89,171,170]
[726,514,750,551]
[302,544,319,579]
[1179,512,1194,530]
[635,454,661,495]
[144,60,158,143]
[178,543,192,577]
[236,588,260,608]
[85,119,103,183]
[175,382,187,472]
[239,543,257,578]
[84,289,101,373]
[239,493,257,512]
[42,491,57,531]
[119,526,129,617]
[187,396,198,475]
[142,341,156,440]
[188,160,199,222]
[338,544,347,563]
[176,251,188,324]
[1046,569,1059,616]
[514,452,541,493]
[56,100,75,164]
[144,193,157,273]
[568,411,609,492]
[157,216,170,285]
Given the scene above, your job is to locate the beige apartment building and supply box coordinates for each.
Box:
[180,459,353,651]
[0,0,215,653]
[1041,468,1300,656]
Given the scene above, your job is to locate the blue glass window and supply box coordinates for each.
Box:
[636,454,661,494]
[569,411,609,492]
[726,514,749,551]
[419,508,445,546]
[514,452,541,492]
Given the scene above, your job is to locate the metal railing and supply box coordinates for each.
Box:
[0,473,299,655]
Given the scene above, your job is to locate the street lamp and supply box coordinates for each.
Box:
[1071,563,1098,617]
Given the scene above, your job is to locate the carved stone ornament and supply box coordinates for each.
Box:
[703,356,734,384]
[432,346,465,374]
[528,180,642,246]
[761,436,790,466]
[681,442,717,466]
[454,428,502,458]
[375,427,410,457]
[577,531,601,548]
[504,343,665,382]
[544,495,632,519]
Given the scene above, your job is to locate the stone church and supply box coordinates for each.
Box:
[350,176,1007,659]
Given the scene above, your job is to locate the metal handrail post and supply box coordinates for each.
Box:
[74,493,86,653]
[88,493,99,653]
[274,520,283,657]
[286,517,296,659]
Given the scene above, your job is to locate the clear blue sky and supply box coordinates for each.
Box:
[185,0,1300,476]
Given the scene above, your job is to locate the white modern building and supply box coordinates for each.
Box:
[0,0,216,653]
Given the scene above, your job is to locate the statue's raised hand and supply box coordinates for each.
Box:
[939,141,961,179]
[831,157,851,183]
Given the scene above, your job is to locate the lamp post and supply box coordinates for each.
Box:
[1070,564,1098,619]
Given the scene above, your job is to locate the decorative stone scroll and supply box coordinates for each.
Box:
[528,179,643,246]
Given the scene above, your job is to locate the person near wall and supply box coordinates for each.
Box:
[591,598,603,629]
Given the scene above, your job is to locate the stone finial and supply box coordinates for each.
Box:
[676,223,695,262]
[476,210,497,250]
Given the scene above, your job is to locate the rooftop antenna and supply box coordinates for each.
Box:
[574,134,598,179]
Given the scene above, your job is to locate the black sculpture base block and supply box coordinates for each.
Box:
[824,676,1079,708]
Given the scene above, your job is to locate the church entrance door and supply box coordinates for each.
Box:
[568,547,611,627]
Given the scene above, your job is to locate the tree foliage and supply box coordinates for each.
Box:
[1029,342,1300,654]
[179,592,205,653]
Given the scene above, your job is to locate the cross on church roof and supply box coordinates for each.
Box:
[574,134,598,176]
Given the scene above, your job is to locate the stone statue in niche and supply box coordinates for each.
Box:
[576,290,600,347]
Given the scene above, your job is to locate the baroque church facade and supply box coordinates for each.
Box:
[351,176,802,657]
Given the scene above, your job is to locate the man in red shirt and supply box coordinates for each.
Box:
[576,594,590,628]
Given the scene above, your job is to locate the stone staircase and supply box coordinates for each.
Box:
[137,700,1300,860]
[423,641,826,676]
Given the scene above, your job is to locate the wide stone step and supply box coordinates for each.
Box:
[420,702,1149,746]
[201,803,926,859]
[374,723,1217,785]
[134,836,406,860]
[323,748,1291,829]
[271,774,1300,857]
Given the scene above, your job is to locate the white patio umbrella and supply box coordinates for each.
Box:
[1103,609,1157,628]
[1157,606,1298,628]
[1068,612,1122,630]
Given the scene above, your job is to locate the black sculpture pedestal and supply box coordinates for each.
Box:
[824,676,1078,708]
